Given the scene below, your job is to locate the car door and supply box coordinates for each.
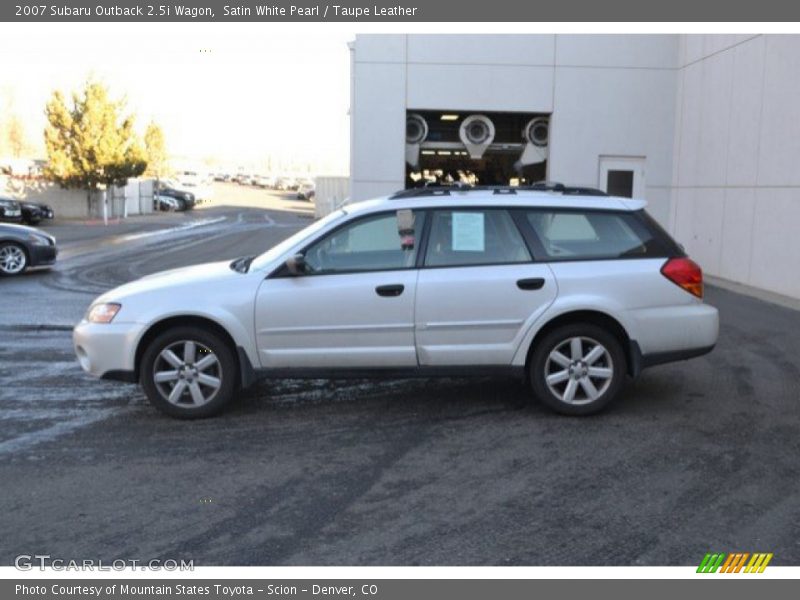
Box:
[415,208,557,366]
[254,210,425,369]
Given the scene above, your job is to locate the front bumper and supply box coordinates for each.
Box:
[29,244,58,267]
[73,320,147,380]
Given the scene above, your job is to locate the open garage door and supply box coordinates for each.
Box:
[405,110,549,188]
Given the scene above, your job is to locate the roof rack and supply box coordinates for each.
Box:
[389,182,607,199]
[389,187,453,199]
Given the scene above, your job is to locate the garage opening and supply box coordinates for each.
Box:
[405,110,549,188]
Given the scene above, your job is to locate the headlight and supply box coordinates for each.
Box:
[27,233,51,246]
[87,303,122,324]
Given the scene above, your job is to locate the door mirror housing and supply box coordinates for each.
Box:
[285,253,307,275]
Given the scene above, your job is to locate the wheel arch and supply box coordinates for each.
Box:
[523,310,636,378]
[134,315,246,385]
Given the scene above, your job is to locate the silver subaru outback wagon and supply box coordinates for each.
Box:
[74,184,718,418]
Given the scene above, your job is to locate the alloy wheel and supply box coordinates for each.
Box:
[0,244,27,275]
[544,336,614,405]
[153,340,223,406]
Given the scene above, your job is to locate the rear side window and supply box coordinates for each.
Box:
[425,209,531,267]
[525,210,670,260]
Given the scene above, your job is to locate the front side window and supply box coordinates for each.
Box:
[526,210,664,260]
[424,209,531,267]
[304,211,424,273]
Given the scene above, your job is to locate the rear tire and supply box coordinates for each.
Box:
[529,323,626,416]
[140,326,238,419]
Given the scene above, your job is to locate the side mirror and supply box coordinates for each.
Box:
[285,253,306,275]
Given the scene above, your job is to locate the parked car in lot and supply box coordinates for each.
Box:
[0,197,23,223]
[154,181,194,211]
[274,176,293,191]
[0,222,57,276]
[154,194,186,212]
[20,201,55,225]
[296,180,315,201]
[74,184,718,419]
[256,175,276,189]
[164,178,209,205]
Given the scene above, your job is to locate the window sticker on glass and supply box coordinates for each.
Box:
[451,212,485,252]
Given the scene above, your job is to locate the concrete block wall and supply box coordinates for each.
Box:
[1,178,154,219]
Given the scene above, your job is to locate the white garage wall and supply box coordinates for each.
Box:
[351,34,679,216]
[350,35,408,201]
[550,66,676,224]
[670,35,800,299]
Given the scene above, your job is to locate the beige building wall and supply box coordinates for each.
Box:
[669,35,800,299]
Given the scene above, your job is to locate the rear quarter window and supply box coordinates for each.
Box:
[525,209,675,260]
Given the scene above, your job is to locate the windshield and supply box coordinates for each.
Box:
[250,209,347,271]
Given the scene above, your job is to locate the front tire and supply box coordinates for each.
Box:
[0,242,28,276]
[140,327,238,419]
[529,323,626,416]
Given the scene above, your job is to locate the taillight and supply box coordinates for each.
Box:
[661,257,703,298]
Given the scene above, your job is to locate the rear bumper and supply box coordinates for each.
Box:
[626,302,718,376]
[629,303,719,355]
[629,341,715,377]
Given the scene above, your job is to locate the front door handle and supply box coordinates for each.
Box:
[376,284,404,297]
[517,277,545,291]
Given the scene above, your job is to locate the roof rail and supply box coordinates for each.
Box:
[389,182,607,199]
[528,183,609,196]
[389,186,453,199]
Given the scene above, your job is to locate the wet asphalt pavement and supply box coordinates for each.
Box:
[1,186,799,566]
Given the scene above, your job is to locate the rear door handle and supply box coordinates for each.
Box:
[376,284,404,297]
[517,278,545,291]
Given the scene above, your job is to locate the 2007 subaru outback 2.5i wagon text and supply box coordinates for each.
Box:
[74,184,719,418]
